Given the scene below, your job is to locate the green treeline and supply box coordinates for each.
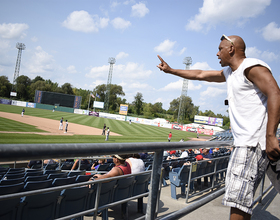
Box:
[0,75,230,129]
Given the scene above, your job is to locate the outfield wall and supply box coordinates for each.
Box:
[36,103,74,113]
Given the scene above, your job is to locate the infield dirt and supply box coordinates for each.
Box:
[0,112,121,136]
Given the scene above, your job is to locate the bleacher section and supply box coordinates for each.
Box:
[0,166,151,220]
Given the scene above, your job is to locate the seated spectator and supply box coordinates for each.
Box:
[200,148,213,187]
[188,149,195,157]
[169,150,177,155]
[126,154,145,174]
[194,149,200,154]
[94,154,131,180]
[139,152,148,160]
[71,159,90,170]
[27,160,42,168]
[167,149,188,160]
[202,148,213,162]
[43,159,56,165]
[91,159,106,170]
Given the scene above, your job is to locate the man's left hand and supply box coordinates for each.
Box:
[266,136,280,161]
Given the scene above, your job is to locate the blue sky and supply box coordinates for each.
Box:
[0,0,279,116]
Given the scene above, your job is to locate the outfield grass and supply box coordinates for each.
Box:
[0,117,46,132]
[0,104,200,144]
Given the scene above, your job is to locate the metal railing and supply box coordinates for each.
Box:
[0,141,232,220]
[0,140,273,219]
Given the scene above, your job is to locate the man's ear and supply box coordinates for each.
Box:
[229,45,235,56]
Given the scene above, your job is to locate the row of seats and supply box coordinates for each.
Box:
[0,172,151,220]
[169,157,229,200]
[0,168,87,183]
[30,161,115,171]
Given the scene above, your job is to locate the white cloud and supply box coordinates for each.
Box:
[131,2,149,18]
[115,62,152,79]
[261,22,280,41]
[86,65,109,78]
[154,39,176,56]
[200,86,226,98]
[116,52,129,60]
[159,79,202,92]
[111,17,131,30]
[126,82,150,90]
[188,81,202,90]
[27,46,55,73]
[111,1,121,9]
[185,0,271,32]
[179,47,186,55]
[62,10,109,33]
[191,61,213,70]
[0,23,29,39]
[86,62,152,80]
[0,39,10,51]
[31,36,38,42]
[67,65,77,74]
[246,46,278,62]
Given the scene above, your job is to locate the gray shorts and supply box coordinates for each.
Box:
[222,144,268,214]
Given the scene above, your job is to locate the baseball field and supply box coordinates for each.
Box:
[0,104,206,144]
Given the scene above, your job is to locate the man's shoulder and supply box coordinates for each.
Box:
[243,58,271,71]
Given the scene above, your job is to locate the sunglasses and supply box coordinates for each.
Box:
[221,34,234,45]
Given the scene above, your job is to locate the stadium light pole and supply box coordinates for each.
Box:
[177,57,192,124]
[12,42,26,93]
[104,57,116,112]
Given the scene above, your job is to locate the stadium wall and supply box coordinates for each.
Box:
[36,103,74,113]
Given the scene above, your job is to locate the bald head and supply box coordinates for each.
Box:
[228,35,246,53]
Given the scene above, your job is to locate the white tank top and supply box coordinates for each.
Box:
[129,158,145,174]
[223,58,271,150]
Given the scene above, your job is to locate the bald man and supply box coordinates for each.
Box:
[157,35,280,220]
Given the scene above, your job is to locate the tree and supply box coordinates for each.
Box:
[32,76,45,83]
[150,102,164,117]
[0,76,12,98]
[73,88,91,110]
[133,92,144,115]
[168,96,199,124]
[93,84,125,111]
[61,83,74,95]
[29,80,47,100]
[45,79,59,92]
[143,103,153,118]
[16,75,32,100]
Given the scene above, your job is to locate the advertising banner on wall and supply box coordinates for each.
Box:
[119,104,128,115]
[194,115,223,127]
[93,101,104,109]
[0,99,12,105]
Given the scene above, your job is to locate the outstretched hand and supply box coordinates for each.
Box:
[157,55,172,73]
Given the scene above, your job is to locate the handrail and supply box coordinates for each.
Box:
[0,141,232,162]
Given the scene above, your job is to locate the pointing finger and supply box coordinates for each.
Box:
[157,55,165,63]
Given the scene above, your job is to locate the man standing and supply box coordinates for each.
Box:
[102,124,106,135]
[21,108,25,117]
[64,120,68,133]
[157,35,280,220]
[105,127,110,141]
[59,117,63,130]
[168,132,172,142]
